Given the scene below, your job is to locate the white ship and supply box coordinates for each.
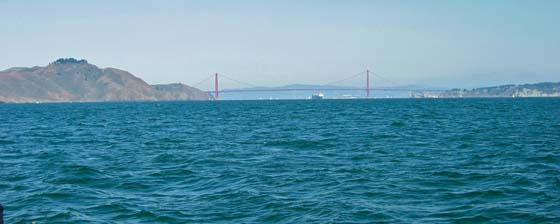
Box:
[311,93,324,99]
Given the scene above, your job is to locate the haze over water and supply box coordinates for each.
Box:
[1,98,559,223]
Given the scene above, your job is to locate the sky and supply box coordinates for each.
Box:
[1,0,559,89]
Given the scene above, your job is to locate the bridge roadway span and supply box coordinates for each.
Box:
[206,87,445,93]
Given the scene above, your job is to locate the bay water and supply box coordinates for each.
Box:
[1,98,559,223]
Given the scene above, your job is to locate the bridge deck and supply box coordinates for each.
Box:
[206,88,445,93]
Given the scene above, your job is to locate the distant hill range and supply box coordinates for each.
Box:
[0,58,212,103]
[220,84,368,100]
[440,82,560,98]
[220,84,448,100]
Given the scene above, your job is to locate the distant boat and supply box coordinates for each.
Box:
[336,94,357,99]
[311,93,324,100]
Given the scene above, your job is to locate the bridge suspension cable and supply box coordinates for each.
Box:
[322,70,367,87]
[192,74,215,88]
[371,72,401,87]
[218,74,260,88]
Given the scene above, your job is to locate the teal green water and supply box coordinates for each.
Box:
[1,98,559,223]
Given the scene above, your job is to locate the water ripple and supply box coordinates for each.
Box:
[0,98,559,223]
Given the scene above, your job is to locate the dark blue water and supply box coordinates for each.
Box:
[1,99,559,223]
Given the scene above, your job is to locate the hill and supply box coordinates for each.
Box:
[440,82,560,98]
[0,58,212,103]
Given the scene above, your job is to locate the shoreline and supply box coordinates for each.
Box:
[1,96,559,104]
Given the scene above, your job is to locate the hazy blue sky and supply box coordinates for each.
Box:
[1,0,559,89]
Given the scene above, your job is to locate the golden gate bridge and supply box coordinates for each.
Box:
[192,70,445,99]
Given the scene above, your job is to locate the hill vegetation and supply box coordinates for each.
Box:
[440,82,560,98]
